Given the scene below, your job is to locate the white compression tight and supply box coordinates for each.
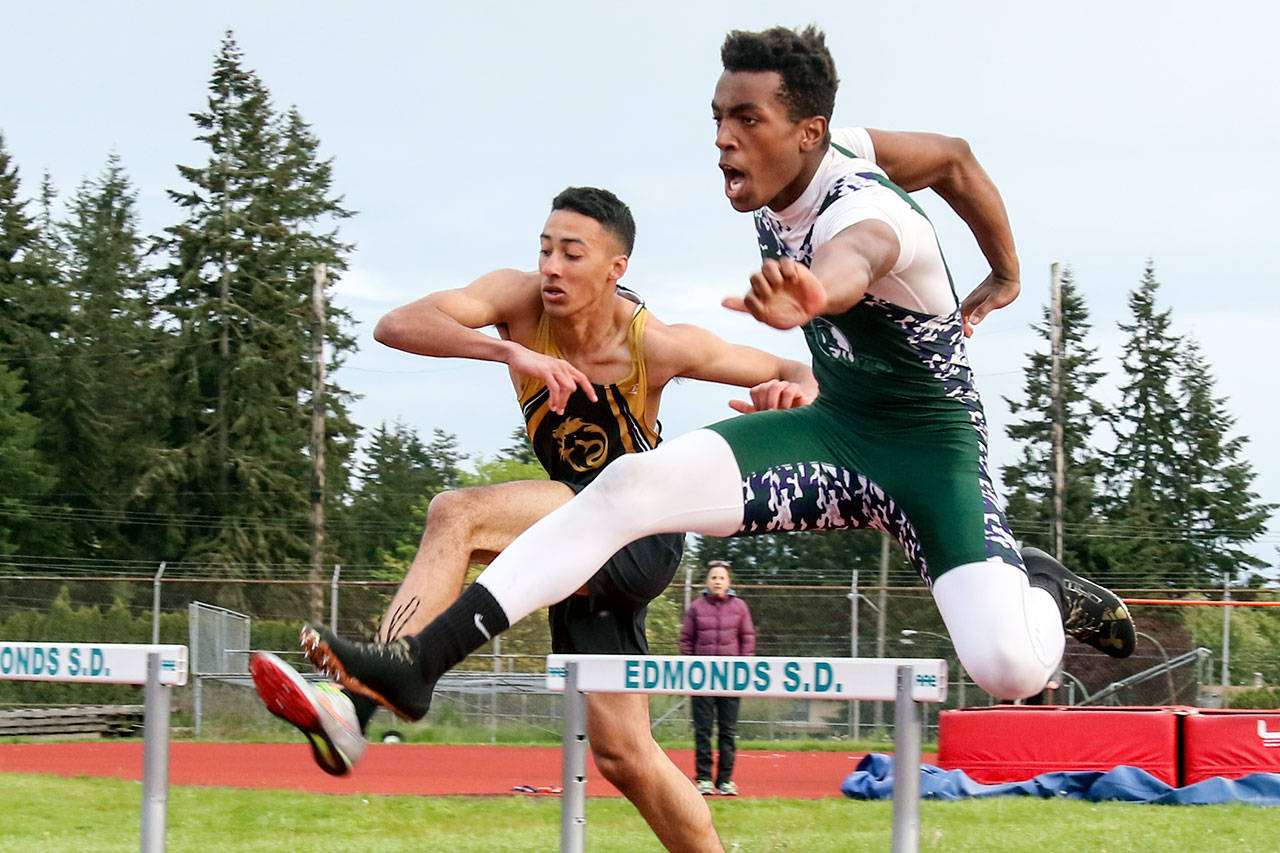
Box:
[933,562,1065,700]
[474,429,746,618]
[473,428,1064,701]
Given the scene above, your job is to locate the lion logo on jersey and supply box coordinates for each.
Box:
[553,418,609,472]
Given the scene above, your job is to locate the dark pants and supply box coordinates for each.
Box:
[692,695,740,785]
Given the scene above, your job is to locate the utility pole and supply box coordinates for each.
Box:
[1049,263,1066,562]
[309,264,328,624]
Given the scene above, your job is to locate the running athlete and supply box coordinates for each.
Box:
[254,186,815,850]
[258,123,1028,853]
[299,26,1135,743]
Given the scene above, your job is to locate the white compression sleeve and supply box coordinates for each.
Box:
[475,429,745,625]
[932,560,1065,700]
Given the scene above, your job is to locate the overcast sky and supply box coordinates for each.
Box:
[5,1,1278,565]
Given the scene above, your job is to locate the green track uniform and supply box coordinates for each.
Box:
[708,138,1021,583]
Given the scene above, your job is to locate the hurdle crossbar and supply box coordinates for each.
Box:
[547,654,946,853]
[0,642,188,853]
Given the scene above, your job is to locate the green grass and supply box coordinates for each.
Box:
[0,773,1274,852]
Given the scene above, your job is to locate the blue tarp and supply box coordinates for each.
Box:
[841,753,1280,806]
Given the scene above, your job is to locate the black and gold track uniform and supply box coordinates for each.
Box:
[516,291,684,654]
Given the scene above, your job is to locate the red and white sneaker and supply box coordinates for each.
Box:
[250,651,366,776]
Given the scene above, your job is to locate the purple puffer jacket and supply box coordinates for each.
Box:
[679,590,756,657]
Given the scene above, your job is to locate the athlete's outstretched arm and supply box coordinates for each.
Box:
[373,269,595,413]
[648,320,819,413]
[863,129,1020,335]
[722,219,900,329]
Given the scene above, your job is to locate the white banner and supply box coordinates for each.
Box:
[546,654,946,702]
[0,642,188,686]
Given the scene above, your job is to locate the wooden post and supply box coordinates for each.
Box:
[309,264,328,624]
[1049,263,1065,562]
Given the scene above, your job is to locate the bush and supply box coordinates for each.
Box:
[1224,687,1280,709]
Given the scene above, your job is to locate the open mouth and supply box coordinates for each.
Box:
[720,164,747,201]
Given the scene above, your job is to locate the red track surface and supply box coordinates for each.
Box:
[0,742,916,799]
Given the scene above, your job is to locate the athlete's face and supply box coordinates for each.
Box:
[538,210,628,316]
[712,71,826,212]
[706,565,731,597]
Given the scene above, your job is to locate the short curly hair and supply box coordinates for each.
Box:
[551,186,636,255]
[720,26,838,123]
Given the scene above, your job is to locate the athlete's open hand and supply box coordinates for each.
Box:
[728,379,815,414]
[960,272,1020,337]
[506,346,596,414]
[723,257,827,330]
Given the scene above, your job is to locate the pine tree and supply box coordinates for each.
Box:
[0,135,65,373]
[0,364,54,554]
[338,424,465,571]
[39,155,166,560]
[0,136,69,553]
[499,426,538,465]
[999,266,1109,577]
[1108,263,1183,501]
[149,33,356,576]
[1100,262,1253,588]
[1170,338,1273,584]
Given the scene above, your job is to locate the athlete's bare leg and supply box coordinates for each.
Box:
[588,692,722,853]
[378,479,576,641]
[373,480,720,850]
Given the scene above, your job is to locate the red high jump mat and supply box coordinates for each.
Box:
[937,706,1183,786]
[1182,709,1280,785]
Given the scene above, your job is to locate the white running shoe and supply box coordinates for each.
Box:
[250,651,366,776]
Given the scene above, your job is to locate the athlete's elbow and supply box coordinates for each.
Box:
[372,313,398,347]
[937,136,979,190]
[374,310,416,349]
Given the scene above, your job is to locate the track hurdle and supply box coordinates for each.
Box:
[547,654,946,853]
[0,641,188,852]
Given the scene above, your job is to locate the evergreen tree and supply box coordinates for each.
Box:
[0,135,65,382]
[148,33,356,574]
[1099,262,1271,588]
[499,426,538,465]
[338,424,465,571]
[999,266,1109,577]
[1099,262,1188,586]
[1108,262,1183,500]
[0,136,69,553]
[0,364,54,554]
[1169,338,1272,584]
[36,155,167,560]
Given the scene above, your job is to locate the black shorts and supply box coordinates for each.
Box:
[547,481,684,655]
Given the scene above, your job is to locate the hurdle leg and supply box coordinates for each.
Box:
[560,661,588,853]
[891,665,921,853]
[140,652,172,853]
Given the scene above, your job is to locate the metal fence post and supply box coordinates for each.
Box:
[330,564,341,633]
[151,562,166,644]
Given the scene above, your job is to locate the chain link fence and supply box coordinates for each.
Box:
[2,567,1275,742]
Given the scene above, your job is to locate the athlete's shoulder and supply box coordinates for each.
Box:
[830,127,876,162]
[471,267,541,292]
[467,267,542,309]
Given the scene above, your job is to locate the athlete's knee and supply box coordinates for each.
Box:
[586,430,739,522]
[584,451,671,515]
[592,736,645,788]
[953,635,1051,701]
[424,488,480,535]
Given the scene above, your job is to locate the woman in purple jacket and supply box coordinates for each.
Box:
[679,560,756,795]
